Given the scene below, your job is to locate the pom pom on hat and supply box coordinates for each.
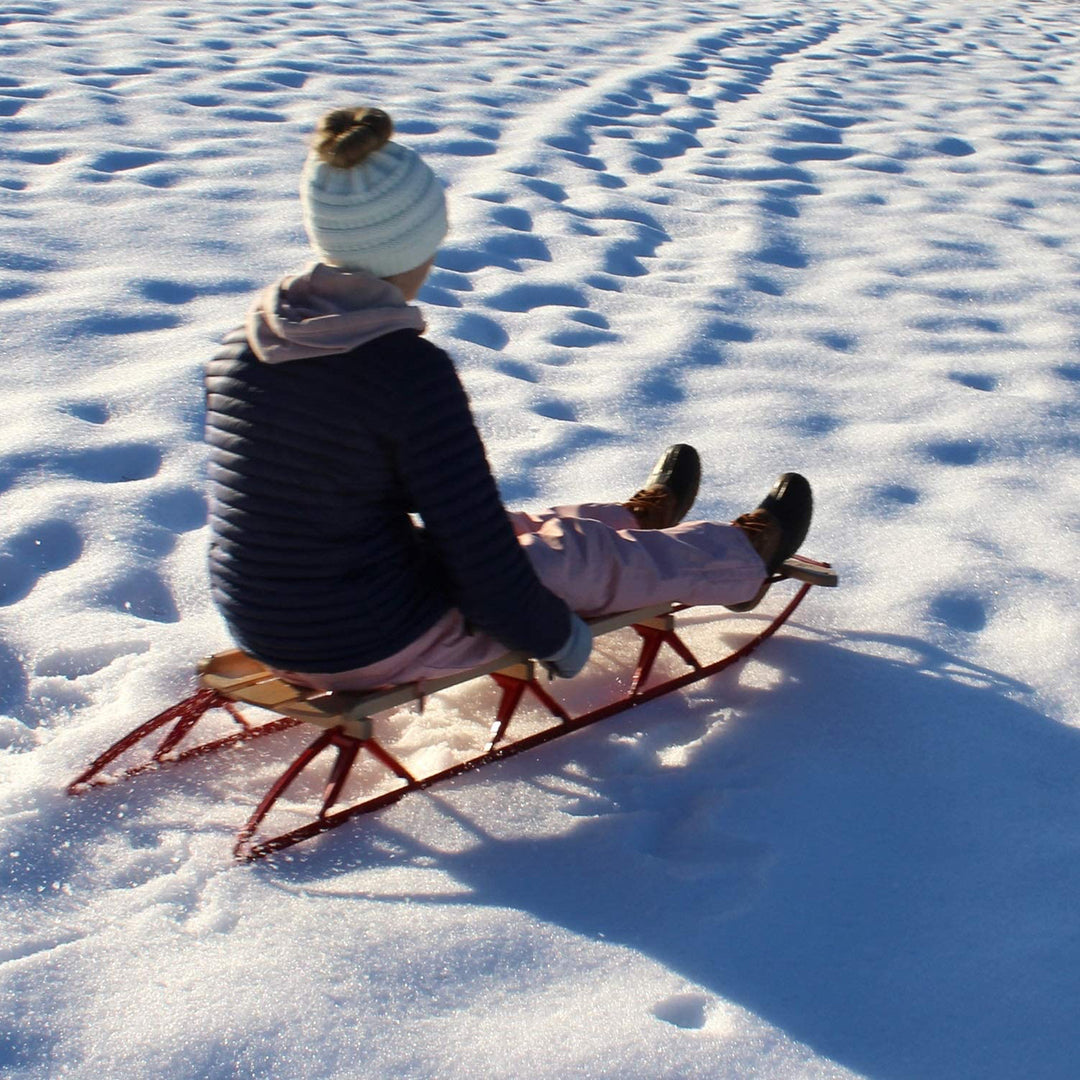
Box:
[300,109,448,279]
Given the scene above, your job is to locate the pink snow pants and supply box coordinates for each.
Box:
[280,504,766,691]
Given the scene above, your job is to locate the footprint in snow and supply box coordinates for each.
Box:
[631,128,703,163]
[934,136,976,157]
[813,329,858,352]
[0,442,163,495]
[601,240,651,278]
[0,250,61,273]
[770,143,857,165]
[796,412,841,437]
[61,399,110,424]
[924,439,987,467]
[532,398,577,423]
[60,311,184,338]
[489,205,532,232]
[394,118,438,135]
[214,107,288,124]
[453,312,508,350]
[424,137,497,157]
[0,519,83,606]
[485,231,552,263]
[34,640,150,679]
[911,314,1005,334]
[641,373,686,405]
[755,236,809,270]
[67,442,163,484]
[181,93,226,107]
[949,372,998,391]
[548,326,618,348]
[930,590,988,633]
[651,992,710,1030]
[86,148,168,173]
[97,567,180,623]
[744,273,785,297]
[132,276,256,304]
[494,358,537,383]
[545,132,593,156]
[0,639,28,720]
[141,486,207,532]
[487,282,588,313]
[875,483,921,511]
[0,279,39,301]
[520,177,568,203]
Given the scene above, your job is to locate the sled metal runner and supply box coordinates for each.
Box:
[67,556,835,862]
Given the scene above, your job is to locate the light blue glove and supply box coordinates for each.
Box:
[540,613,593,680]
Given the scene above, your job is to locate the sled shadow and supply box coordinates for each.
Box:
[278,628,1080,1080]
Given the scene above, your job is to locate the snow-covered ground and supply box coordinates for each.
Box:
[2,0,1078,1076]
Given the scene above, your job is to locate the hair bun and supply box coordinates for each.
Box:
[313,107,394,168]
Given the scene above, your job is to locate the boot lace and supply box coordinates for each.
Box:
[624,487,676,529]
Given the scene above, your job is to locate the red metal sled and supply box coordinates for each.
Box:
[67,556,836,861]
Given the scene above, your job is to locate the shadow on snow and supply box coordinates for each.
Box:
[278,627,1080,1080]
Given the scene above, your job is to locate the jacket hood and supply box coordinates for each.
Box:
[246,262,425,364]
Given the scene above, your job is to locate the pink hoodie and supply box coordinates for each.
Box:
[245,263,425,364]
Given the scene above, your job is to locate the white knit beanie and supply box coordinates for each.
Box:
[300,140,448,278]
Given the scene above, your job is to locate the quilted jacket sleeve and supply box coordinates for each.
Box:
[384,334,572,659]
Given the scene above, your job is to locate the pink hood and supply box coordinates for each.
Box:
[246,263,425,364]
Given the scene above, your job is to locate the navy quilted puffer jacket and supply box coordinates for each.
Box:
[205,324,571,673]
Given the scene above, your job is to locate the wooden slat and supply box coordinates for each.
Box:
[274,700,372,739]
[780,557,838,587]
[222,680,308,708]
[412,653,529,699]
[199,670,277,696]
[585,603,677,636]
[197,648,259,678]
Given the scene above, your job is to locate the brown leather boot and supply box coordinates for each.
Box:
[623,444,701,529]
[731,507,784,569]
[728,473,812,611]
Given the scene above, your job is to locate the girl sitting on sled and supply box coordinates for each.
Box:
[205,107,812,690]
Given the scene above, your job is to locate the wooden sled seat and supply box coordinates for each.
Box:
[194,554,839,737]
[196,601,683,737]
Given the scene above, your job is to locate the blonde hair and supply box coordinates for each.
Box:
[312,107,394,168]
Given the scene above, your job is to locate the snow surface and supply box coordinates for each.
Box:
[2,0,1079,1077]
